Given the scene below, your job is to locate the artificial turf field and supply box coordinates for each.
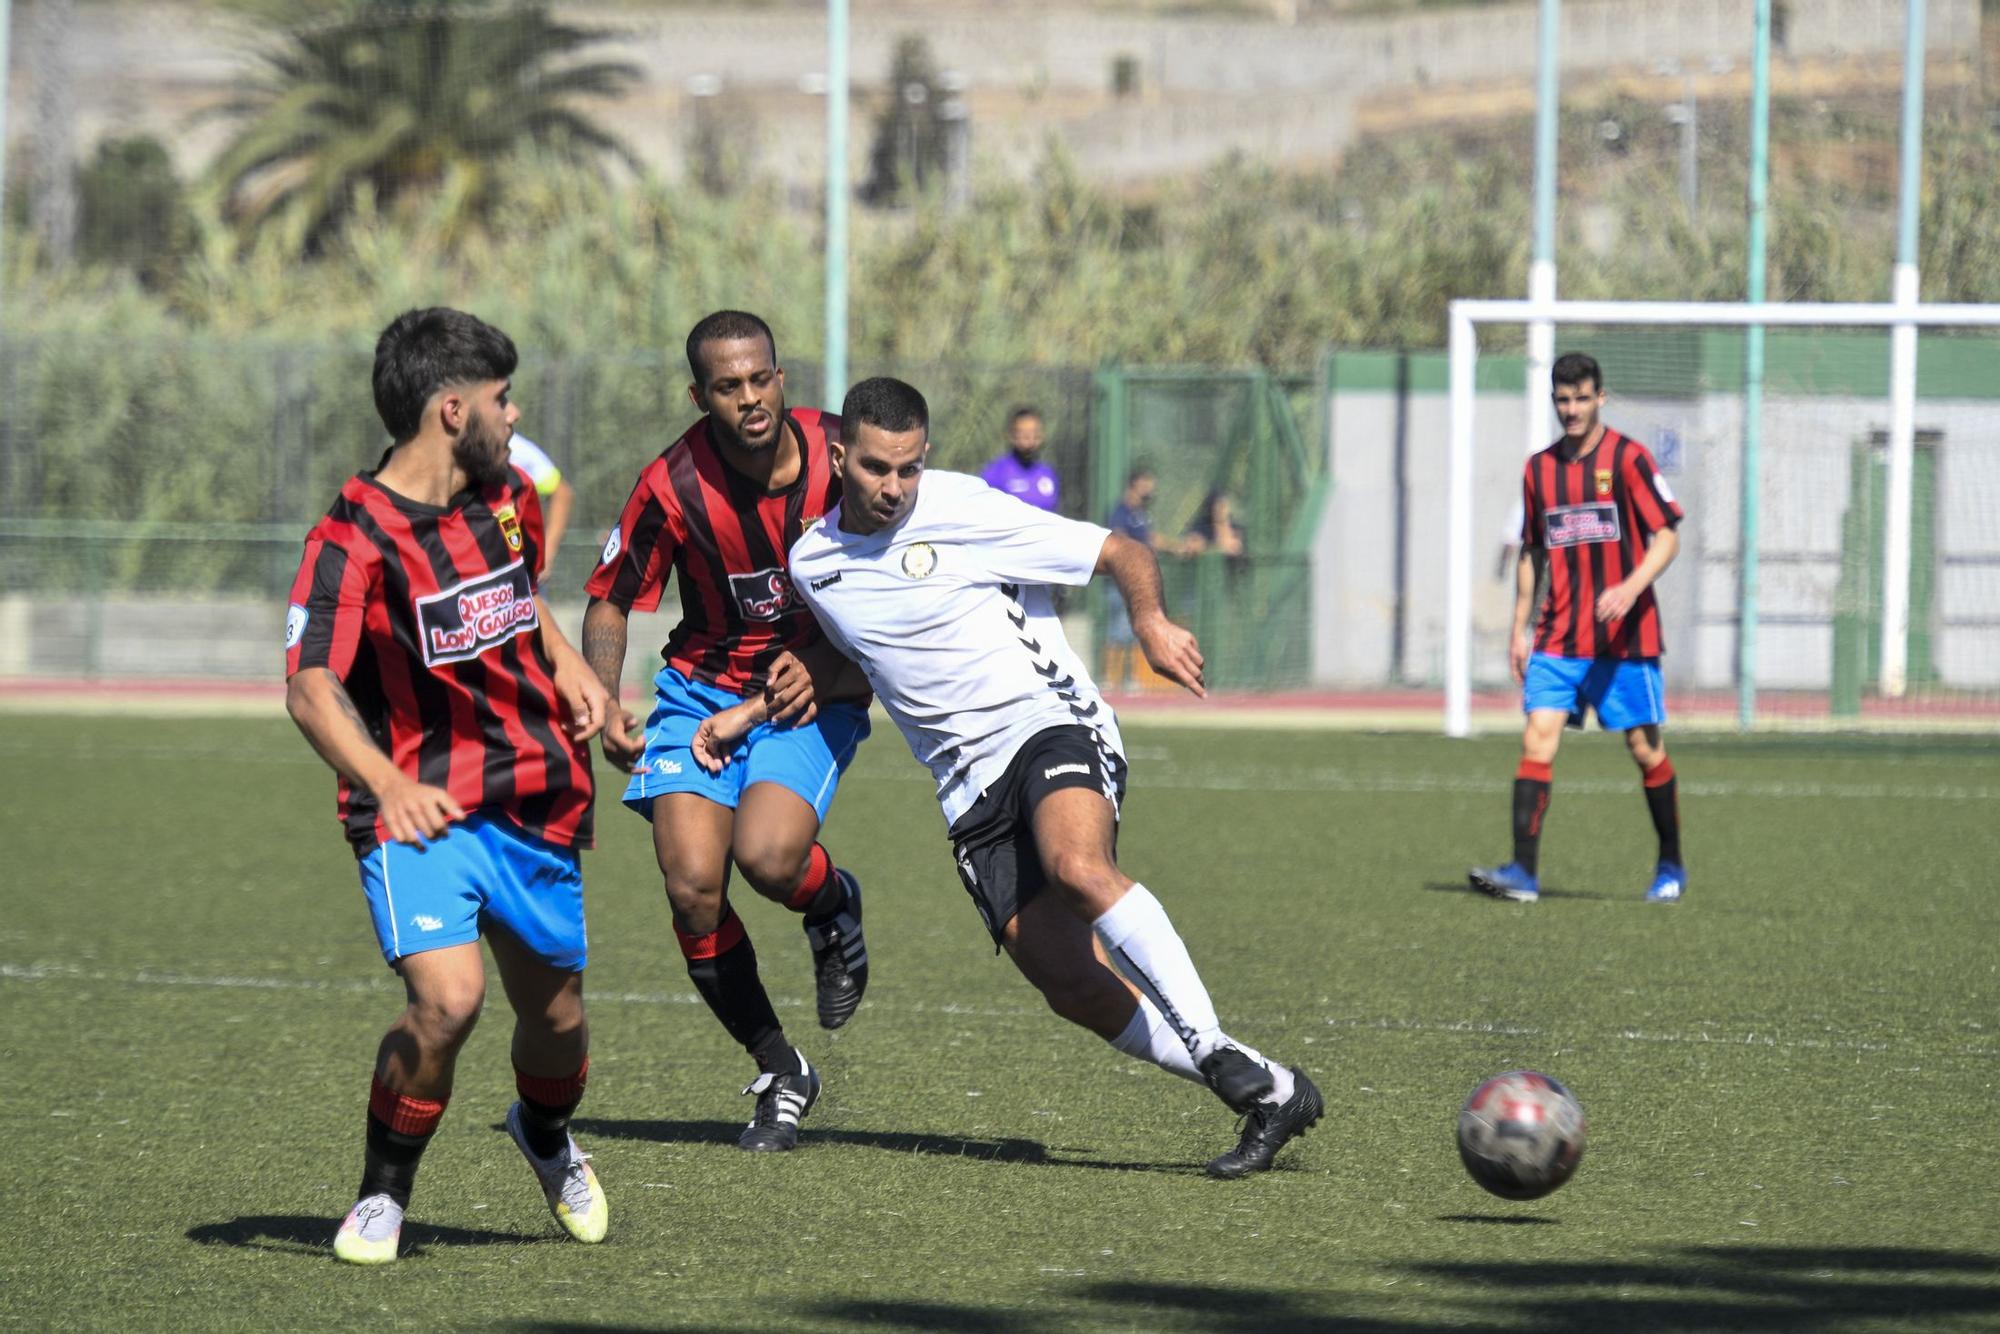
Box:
[1,713,1997,1332]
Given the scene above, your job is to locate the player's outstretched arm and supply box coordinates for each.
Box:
[582,597,645,772]
[1096,532,1206,698]
[286,667,464,845]
[534,596,609,743]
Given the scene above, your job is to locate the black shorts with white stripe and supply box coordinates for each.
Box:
[947,724,1129,948]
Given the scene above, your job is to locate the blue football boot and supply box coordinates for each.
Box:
[1645,861,1686,903]
[1468,861,1539,903]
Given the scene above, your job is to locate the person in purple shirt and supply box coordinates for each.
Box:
[981,407,1060,512]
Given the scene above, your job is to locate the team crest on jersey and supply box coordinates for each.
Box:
[901,542,938,579]
[1595,468,1614,497]
[415,560,539,666]
[495,503,524,553]
[728,567,799,621]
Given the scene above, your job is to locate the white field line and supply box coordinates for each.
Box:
[6,961,1992,1058]
[0,739,1993,802]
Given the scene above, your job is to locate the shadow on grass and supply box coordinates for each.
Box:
[1422,880,1611,902]
[1436,1213,1560,1225]
[570,1117,1199,1174]
[1406,1245,2000,1330]
[187,1213,540,1256]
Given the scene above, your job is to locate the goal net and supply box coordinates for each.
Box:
[1445,300,2000,735]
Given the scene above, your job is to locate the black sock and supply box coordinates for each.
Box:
[1644,760,1682,866]
[1512,762,1552,876]
[514,1060,587,1160]
[360,1114,434,1210]
[680,908,798,1074]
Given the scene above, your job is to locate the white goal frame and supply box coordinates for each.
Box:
[1446,298,2000,737]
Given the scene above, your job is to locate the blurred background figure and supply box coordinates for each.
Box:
[981,407,1059,513]
[1102,466,1166,691]
[507,432,577,567]
[1181,488,1245,559]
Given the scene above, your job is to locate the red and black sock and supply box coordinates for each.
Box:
[786,842,843,925]
[1643,757,1682,866]
[677,908,798,1075]
[361,1077,447,1209]
[514,1058,588,1161]
[1512,760,1553,876]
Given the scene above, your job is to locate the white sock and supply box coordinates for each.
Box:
[1093,884,1225,1064]
[1108,999,1296,1104]
[1108,996,1204,1084]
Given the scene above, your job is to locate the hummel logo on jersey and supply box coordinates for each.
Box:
[412,914,445,932]
[728,567,799,621]
[1044,762,1092,780]
[653,757,683,776]
[810,571,842,592]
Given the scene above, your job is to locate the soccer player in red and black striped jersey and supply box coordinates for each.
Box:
[1470,352,1688,905]
[285,308,614,1263]
[581,310,871,1151]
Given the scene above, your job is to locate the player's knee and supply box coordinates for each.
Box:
[661,868,726,924]
[731,839,808,902]
[1046,850,1125,910]
[407,987,483,1051]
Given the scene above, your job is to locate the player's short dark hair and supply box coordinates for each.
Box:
[842,377,929,436]
[1552,352,1603,393]
[371,308,517,442]
[1008,405,1042,426]
[686,310,777,388]
[1126,464,1155,486]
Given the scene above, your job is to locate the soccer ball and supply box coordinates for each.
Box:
[1455,1070,1586,1201]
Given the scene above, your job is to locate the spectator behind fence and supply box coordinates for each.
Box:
[980,407,1060,513]
[1102,467,1166,691]
[1181,488,1245,559]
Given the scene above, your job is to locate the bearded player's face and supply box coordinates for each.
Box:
[1551,380,1603,443]
[691,335,787,453]
[453,379,518,489]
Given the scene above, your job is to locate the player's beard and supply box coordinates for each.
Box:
[716,395,786,454]
[455,409,513,490]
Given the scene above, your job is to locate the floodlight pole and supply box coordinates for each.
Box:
[1882,0,1927,699]
[1739,0,1772,731]
[824,0,850,405]
[1525,0,1559,463]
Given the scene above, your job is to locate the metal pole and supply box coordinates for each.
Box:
[1525,0,1559,465]
[1447,304,1477,739]
[1681,73,1699,218]
[0,0,13,325]
[1882,0,1926,698]
[1739,0,1772,731]
[824,0,850,405]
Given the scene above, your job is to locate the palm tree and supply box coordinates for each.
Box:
[207,2,641,253]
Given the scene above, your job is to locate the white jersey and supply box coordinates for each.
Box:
[791,470,1123,828]
[506,433,563,497]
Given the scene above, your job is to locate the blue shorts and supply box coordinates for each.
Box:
[356,812,586,969]
[1523,653,1667,731]
[623,666,870,821]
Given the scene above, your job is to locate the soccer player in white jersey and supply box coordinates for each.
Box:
[694,377,1322,1178]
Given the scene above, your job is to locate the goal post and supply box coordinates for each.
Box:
[1446,298,2000,737]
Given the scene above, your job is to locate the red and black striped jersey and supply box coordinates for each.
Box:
[285,464,595,856]
[586,408,842,695]
[1522,428,1685,659]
